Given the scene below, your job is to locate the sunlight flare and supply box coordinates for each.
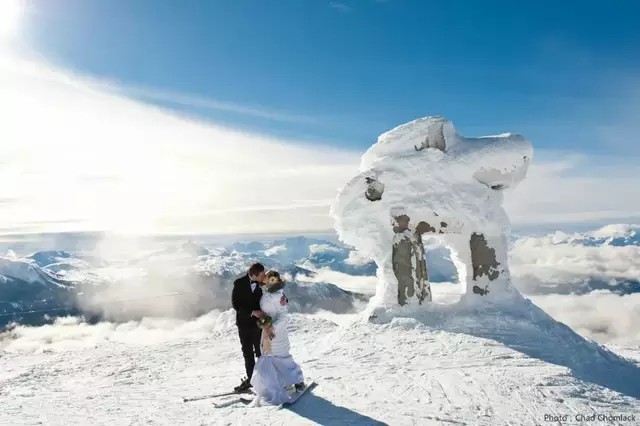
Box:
[0,0,23,41]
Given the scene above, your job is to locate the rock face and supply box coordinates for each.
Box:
[331,116,533,309]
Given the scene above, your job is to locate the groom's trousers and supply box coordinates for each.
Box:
[238,325,262,379]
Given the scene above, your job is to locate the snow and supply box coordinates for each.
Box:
[308,244,341,254]
[1,230,640,424]
[0,257,47,285]
[294,266,378,295]
[591,224,639,242]
[1,297,639,425]
[331,116,532,309]
[225,236,378,276]
[264,244,287,256]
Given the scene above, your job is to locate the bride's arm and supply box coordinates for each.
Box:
[271,293,289,326]
[262,293,287,326]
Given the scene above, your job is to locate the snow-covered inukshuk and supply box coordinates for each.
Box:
[331,116,533,311]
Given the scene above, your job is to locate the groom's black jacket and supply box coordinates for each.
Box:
[232,274,263,328]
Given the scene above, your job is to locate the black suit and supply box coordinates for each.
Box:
[232,274,263,379]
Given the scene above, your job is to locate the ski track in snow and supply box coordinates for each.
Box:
[1,311,639,426]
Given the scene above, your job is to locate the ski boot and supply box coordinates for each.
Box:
[233,377,252,393]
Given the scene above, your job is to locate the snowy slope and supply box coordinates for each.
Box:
[0,255,78,319]
[1,290,639,425]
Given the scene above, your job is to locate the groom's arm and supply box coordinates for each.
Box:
[251,292,264,318]
[231,281,240,311]
[232,280,249,317]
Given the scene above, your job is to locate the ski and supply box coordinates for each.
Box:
[182,388,252,403]
[281,381,316,407]
[209,381,316,408]
[212,396,254,408]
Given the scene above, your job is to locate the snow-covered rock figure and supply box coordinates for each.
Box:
[331,116,532,311]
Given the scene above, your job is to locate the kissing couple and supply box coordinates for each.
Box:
[231,263,305,405]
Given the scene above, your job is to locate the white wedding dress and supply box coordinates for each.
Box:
[250,286,304,405]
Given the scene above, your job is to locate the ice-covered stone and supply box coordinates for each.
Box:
[331,116,533,311]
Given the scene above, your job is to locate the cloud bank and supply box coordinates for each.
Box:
[0,53,359,236]
[0,311,231,354]
[507,225,640,346]
[530,292,640,346]
[510,225,640,295]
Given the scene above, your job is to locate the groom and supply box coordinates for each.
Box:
[231,262,266,392]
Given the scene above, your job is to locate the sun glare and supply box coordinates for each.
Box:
[0,0,23,41]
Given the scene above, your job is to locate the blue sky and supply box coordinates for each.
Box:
[1,0,639,236]
[19,0,640,154]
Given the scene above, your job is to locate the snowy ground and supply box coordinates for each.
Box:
[1,289,639,425]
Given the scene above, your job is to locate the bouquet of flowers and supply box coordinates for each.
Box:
[257,315,275,340]
[257,315,272,328]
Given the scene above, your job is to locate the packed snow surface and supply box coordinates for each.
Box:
[1,291,639,425]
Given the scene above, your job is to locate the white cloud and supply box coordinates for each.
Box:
[1,50,639,238]
[509,226,640,295]
[507,225,640,346]
[296,267,377,295]
[0,310,234,354]
[344,249,372,266]
[330,2,352,13]
[504,152,640,229]
[530,292,640,346]
[0,53,359,236]
[107,82,317,124]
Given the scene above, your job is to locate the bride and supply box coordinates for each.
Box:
[250,270,305,405]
